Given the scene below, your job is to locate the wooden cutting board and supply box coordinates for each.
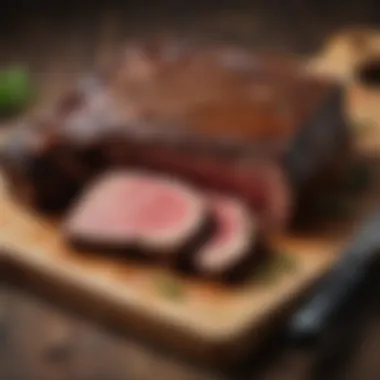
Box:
[1,28,380,365]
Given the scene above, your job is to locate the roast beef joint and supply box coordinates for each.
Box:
[0,40,350,277]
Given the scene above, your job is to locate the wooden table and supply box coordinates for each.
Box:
[2,260,380,380]
[1,2,380,379]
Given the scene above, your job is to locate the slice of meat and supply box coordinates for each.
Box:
[195,194,256,275]
[124,145,292,230]
[63,171,209,257]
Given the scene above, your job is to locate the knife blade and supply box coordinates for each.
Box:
[288,209,380,342]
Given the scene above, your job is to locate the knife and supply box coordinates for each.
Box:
[287,209,380,342]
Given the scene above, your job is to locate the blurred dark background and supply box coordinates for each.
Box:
[0,0,379,106]
[1,0,380,57]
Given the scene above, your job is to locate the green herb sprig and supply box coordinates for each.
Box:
[155,274,184,301]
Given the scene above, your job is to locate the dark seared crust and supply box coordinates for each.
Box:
[66,211,268,282]
[65,213,215,268]
[170,214,215,270]
[223,236,271,285]
[191,235,270,285]
[1,137,108,213]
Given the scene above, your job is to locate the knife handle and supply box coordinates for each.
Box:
[287,257,369,341]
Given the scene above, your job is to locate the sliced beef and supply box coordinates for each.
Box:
[63,171,209,259]
[194,194,257,276]
[1,124,292,229]
[63,170,266,278]
[124,145,292,230]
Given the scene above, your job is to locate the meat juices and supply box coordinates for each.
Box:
[195,194,256,275]
[64,171,208,257]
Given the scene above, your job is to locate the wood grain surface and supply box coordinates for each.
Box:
[1,1,380,379]
[0,163,354,364]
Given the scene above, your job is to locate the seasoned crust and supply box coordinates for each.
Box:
[1,40,347,232]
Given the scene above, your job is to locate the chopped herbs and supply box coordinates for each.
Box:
[352,119,376,136]
[0,66,34,117]
[252,262,278,284]
[155,274,184,301]
[253,253,298,284]
[275,253,298,272]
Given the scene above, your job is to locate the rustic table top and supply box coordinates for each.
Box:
[1,2,380,379]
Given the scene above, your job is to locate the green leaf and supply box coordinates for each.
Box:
[274,253,297,272]
[0,66,34,116]
[155,274,184,301]
[253,253,297,284]
[352,119,376,136]
[253,262,278,284]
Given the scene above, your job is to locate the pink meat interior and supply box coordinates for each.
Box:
[196,193,254,273]
[134,186,191,232]
[66,173,196,241]
[205,195,245,251]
